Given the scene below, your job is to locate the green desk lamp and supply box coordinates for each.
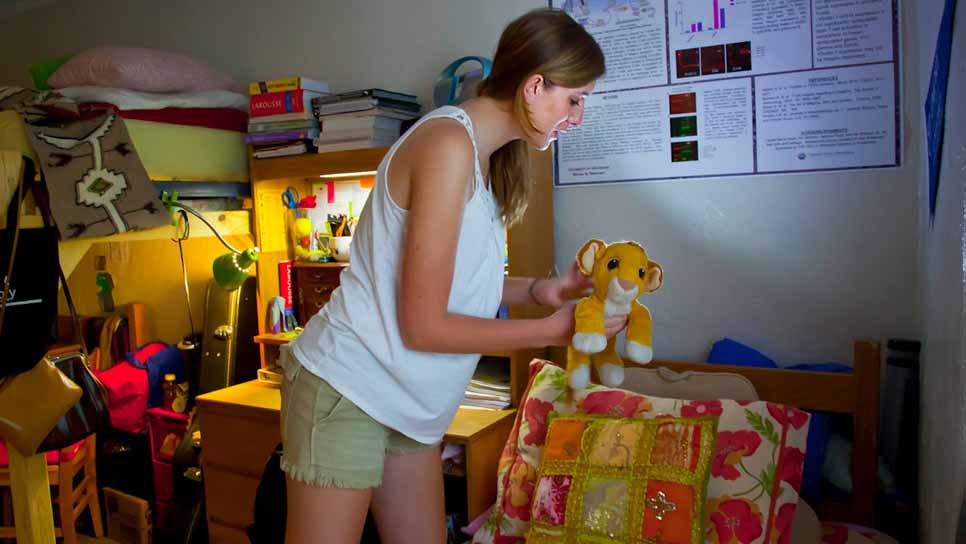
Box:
[162,191,259,291]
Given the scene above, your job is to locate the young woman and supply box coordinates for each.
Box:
[282,8,617,543]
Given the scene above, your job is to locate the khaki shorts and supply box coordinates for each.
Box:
[278,347,436,489]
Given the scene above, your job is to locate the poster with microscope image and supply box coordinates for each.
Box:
[556,78,754,184]
[550,0,900,186]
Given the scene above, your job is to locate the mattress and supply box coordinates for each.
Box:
[125,119,248,182]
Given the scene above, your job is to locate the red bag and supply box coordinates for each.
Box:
[94,361,149,433]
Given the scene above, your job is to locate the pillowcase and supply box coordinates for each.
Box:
[472,361,810,544]
[527,413,718,544]
[48,46,236,93]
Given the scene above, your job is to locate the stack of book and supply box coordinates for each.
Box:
[459,357,511,411]
[312,89,422,153]
[247,77,329,158]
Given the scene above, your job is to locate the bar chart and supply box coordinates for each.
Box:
[674,0,741,35]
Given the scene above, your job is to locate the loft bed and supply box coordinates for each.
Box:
[637,339,881,528]
[1,106,252,277]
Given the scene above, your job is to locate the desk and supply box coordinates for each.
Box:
[197,380,514,543]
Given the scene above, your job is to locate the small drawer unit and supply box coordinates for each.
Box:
[294,262,347,325]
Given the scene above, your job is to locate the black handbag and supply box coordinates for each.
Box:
[0,159,60,378]
[36,350,110,452]
[30,176,111,453]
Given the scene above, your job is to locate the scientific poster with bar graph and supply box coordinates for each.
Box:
[552,0,900,186]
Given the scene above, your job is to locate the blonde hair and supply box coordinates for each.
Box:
[477,8,604,226]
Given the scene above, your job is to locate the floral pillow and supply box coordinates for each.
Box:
[527,413,718,544]
[473,361,810,544]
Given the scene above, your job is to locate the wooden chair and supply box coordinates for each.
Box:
[0,435,104,543]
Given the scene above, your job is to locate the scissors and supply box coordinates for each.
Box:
[281,186,300,209]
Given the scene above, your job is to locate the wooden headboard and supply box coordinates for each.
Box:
[635,339,881,526]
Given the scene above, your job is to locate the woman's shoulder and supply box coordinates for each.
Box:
[398,111,475,164]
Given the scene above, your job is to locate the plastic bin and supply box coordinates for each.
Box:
[146,407,189,462]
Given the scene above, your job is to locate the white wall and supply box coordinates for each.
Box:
[556,0,922,365]
[916,0,966,541]
[0,0,539,100]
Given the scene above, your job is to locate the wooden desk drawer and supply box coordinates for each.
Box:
[297,285,335,324]
[296,267,342,285]
[296,267,342,324]
[204,465,260,530]
[199,410,279,476]
[299,282,337,304]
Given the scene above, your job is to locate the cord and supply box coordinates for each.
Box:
[172,210,197,337]
[169,203,243,255]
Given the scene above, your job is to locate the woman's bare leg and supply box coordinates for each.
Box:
[285,476,372,544]
[370,446,446,544]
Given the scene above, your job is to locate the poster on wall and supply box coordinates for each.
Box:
[553,0,901,186]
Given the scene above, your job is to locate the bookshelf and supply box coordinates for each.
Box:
[248,144,556,406]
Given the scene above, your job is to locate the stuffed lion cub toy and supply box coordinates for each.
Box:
[568,239,663,390]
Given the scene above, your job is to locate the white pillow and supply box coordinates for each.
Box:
[48,46,236,93]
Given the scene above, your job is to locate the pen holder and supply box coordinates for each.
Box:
[331,236,352,262]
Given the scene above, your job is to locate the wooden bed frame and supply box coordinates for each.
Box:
[635,339,881,527]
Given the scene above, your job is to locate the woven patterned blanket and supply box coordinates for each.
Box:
[0,87,167,239]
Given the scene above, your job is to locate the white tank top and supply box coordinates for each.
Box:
[291,106,507,444]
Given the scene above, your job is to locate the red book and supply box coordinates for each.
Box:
[250,90,324,117]
[278,260,294,311]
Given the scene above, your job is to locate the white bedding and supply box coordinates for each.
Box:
[56,86,248,111]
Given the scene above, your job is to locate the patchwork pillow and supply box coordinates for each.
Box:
[527,413,718,544]
[472,361,810,544]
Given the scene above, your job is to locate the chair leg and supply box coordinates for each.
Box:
[57,475,77,544]
[85,469,103,537]
[1,488,11,526]
[82,435,104,537]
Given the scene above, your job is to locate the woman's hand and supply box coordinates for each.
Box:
[532,262,594,308]
[543,303,627,347]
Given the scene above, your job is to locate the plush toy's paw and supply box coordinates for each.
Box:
[568,365,590,390]
[598,363,625,387]
[555,400,578,415]
[572,332,606,354]
[626,341,653,364]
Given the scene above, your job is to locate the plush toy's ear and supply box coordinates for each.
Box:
[576,239,605,276]
[644,261,663,292]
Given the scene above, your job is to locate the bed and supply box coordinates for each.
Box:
[0,104,249,184]
[470,339,895,544]
[637,339,881,528]
[123,118,247,183]
[1,90,251,276]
